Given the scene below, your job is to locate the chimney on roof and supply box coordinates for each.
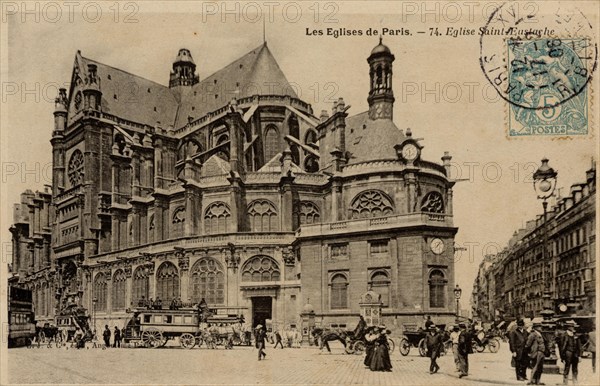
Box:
[586,157,596,183]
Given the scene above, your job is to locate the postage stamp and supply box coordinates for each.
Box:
[479,2,598,138]
[507,38,590,137]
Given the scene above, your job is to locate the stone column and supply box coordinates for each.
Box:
[406,172,417,213]
[331,177,342,221]
[227,177,241,233]
[125,265,132,308]
[279,174,295,232]
[178,253,190,302]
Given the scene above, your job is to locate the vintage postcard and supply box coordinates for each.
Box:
[1,1,598,385]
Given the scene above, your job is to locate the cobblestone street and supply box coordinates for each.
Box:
[6,341,598,385]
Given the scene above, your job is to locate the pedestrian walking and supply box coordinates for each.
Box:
[369,326,392,372]
[425,325,443,374]
[450,325,461,372]
[509,319,529,381]
[587,327,596,373]
[364,327,378,367]
[274,330,284,349]
[525,322,547,385]
[113,326,121,348]
[560,320,582,385]
[457,323,472,378]
[102,325,111,348]
[256,325,267,361]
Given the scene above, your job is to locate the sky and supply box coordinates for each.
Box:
[1,1,598,302]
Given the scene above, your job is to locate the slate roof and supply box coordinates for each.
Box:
[74,43,297,130]
[174,43,298,128]
[344,112,406,164]
[78,55,179,127]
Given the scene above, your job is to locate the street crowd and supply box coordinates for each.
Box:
[250,315,597,384]
[508,319,596,385]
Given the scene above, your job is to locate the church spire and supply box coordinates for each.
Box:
[367,39,395,120]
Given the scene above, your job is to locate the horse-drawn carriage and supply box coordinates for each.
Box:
[399,324,449,356]
[311,327,396,355]
[123,307,245,349]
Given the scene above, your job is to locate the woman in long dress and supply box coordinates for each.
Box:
[364,327,379,367]
[370,327,392,372]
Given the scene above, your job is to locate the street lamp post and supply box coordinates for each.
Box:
[454,284,462,321]
[533,158,557,312]
[533,157,560,374]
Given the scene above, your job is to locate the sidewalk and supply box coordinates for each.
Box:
[435,343,598,386]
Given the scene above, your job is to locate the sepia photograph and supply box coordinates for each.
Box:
[0,1,598,385]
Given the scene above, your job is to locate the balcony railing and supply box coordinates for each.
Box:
[88,232,296,262]
[297,212,453,238]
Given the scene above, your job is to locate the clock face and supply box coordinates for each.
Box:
[430,238,445,255]
[402,143,419,161]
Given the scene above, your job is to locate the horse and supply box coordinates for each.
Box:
[312,327,348,352]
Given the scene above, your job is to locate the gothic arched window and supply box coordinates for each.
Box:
[421,191,445,213]
[190,258,224,305]
[171,207,185,238]
[330,274,348,309]
[67,149,84,187]
[349,190,394,219]
[429,270,446,308]
[132,266,149,306]
[93,272,108,312]
[264,125,279,161]
[370,271,390,307]
[156,262,179,304]
[288,115,300,139]
[204,202,231,234]
[298,201,321,225]
[248,200,278,232]
[241,255,280,282]
[112,269,126,310]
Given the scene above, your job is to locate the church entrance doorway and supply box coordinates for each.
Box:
[252,297,272,328]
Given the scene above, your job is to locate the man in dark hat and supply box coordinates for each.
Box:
[102,325,111,348]
[255,325,267,361]
[457,323,472,378]
[525,322,546,385]
[560,320,582,385]
[509,319,529,381]
[425,325,443,374]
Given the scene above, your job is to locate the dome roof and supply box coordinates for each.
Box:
[175,48,195,64]
[302,303,315,313]
[371,42,391,55]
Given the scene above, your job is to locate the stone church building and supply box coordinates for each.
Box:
[9,40,459,334]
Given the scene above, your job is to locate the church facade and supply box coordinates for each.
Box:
[9,40,459,334]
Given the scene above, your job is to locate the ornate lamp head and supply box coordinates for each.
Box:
[533,158,558,200]
[454,284,462,300]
